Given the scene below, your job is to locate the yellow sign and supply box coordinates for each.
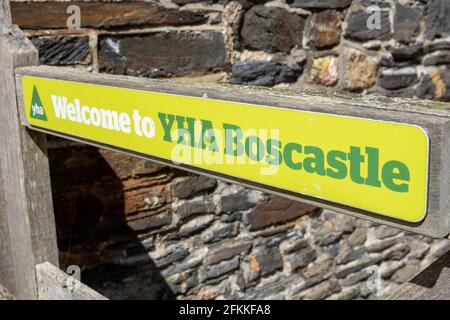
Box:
[22,76,429,222]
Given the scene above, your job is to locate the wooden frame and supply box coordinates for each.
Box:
[1,0,450,300]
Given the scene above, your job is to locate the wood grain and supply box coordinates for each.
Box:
[0,0,11,28]
[36,262,107,300]
[390,250,450,300]
[15,66,450,238]
[0,283,15,300]
[0,26,58,299]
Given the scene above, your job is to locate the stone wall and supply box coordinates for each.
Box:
[11,0,450,299]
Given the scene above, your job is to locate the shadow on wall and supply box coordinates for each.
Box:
[48,139,176,300]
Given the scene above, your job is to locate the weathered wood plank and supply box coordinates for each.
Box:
[15,65,450,238]
[0,283,15,300]
[390,249,450,300]
[0,26,58,299]
[36,262,107,300]
[0,0,11,27]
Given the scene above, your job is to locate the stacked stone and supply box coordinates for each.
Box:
[11,0,450,300]
[48,147,450,300]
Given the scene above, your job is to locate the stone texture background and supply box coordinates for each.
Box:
[11,0,450,299]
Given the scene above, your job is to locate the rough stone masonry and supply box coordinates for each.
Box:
[10,0,450,299]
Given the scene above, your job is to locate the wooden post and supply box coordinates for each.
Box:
[0,0,59,299]
[0,0,11,28]
[36,262,107,300]
[390,250,450,300]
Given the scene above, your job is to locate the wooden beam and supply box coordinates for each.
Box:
[390,249,450,300]
[15,66,450,238]
[0,283,15,300]
[36,262,107,300]
[0,0,11,28]
[0,27,58,299]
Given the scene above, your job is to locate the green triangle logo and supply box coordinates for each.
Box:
[30,86,47,121]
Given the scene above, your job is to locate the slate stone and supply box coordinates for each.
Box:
[172,0,229,4]
[127,212,172,231]
[201,256,240,281]
[341,268,372,286]
[201,223,239,243]
[416,73,436,100]
[336,247,365,265]
[287,0,351,9]
[176,200,214,221]
[280,238,309,254]
[345,9,391,41]
[241,6,305,53]
[31,36,90,65]
[380,260,405,279]
[391,265,420,283]
[205,243,252,265]
[230,61,301,87]
[366,238,397,253]
[374,225,402,240]
[326,287,360,300]
[425,0,450,40]
[389,43,423,63]
[335,255,382,279]
[246,196,316,231]
[425,41,450,53]
[295,279,341,300]
[394,4,421,43]
[177,214,215,238]
[423,51,450,66]
[220,192,254,213]
[252,247,284,276]
[11,1,207,29]
[173,176,217,199]
[154,248,190,268]
[348,228,367,247]
[378,71,418,90]
[99,32,226,77]
[382,243,411,261]
[288,248,317,271]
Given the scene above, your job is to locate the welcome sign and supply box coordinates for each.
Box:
[21,76,430,222]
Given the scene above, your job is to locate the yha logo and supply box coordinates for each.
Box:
[30,85,47,121]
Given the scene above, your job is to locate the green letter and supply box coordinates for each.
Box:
[266,139,282,165]
[303,146,326,176]
[224,123,243,157]
[326,150,347,180]
[200,120,219,152]
[365,147,381,188]
[348,146,365,184]
[158,113,175,142]
[382,160,410,193]
[283,143,302,170]
[176,115,196,147]
[245,135,264,161]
